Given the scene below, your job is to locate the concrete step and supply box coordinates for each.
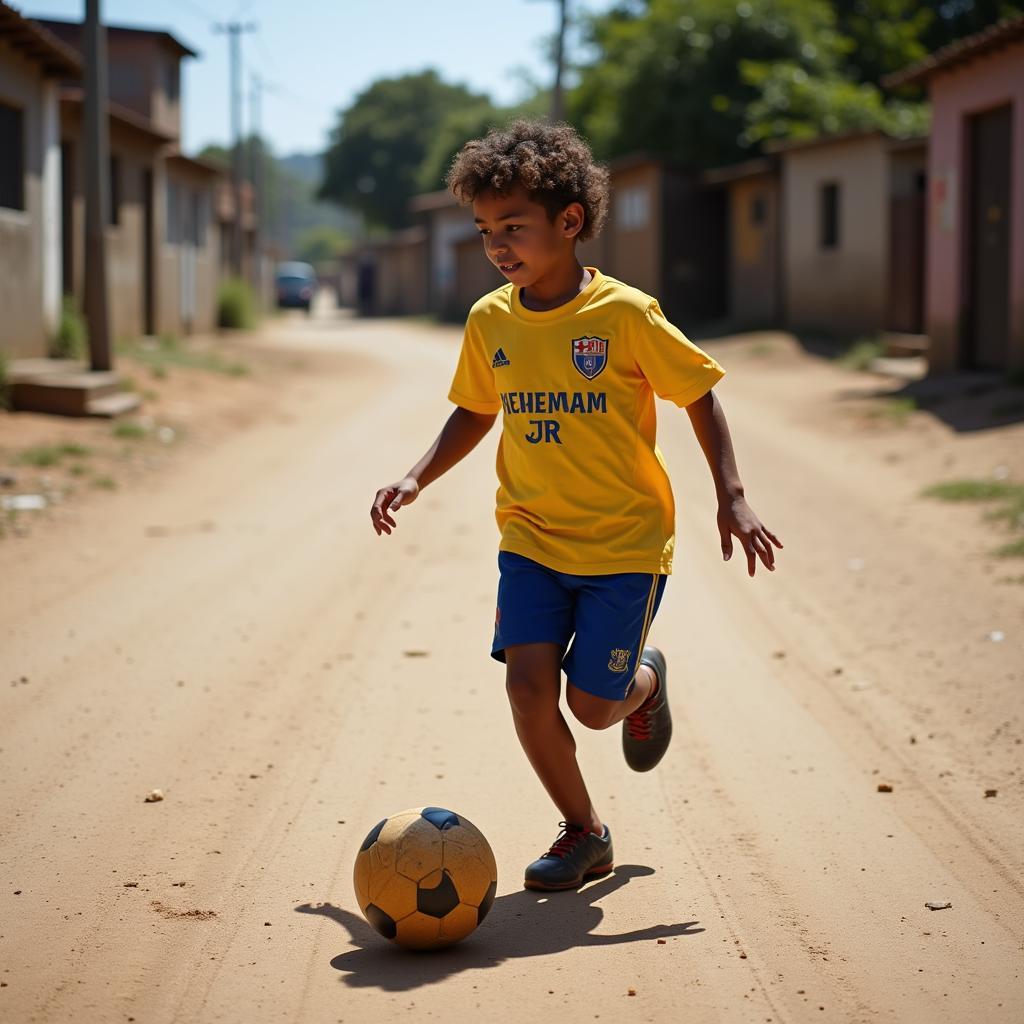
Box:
[86,391,141,418]
[12,371,125,417]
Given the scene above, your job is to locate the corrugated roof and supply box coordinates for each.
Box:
[32,16,198,59]
[884,14,1024,88]
[0,1,81,77]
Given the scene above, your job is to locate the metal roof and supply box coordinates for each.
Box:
[884,14,1024,89]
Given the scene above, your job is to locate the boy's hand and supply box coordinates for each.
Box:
[371,477,420,536]
[718,496,782,577]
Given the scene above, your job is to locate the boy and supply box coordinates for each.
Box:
[370,121,781,892]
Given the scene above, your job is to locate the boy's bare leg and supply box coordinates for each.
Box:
[565,664,657,731]
[504,642,603,834]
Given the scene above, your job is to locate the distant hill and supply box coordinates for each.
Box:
[279,152,323,186]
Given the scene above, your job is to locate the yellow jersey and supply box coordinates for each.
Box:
[448,268,724,575]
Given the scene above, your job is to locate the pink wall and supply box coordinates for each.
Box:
[926,41,1024,372]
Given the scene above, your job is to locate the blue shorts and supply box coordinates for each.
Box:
[491,551,667,702]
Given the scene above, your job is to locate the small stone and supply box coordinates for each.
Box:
[984,789,997,798]
[877,783,893,793]
[627,988,637,997]
[123,882,139,888]
[144,789,164,803]
[657,939,666,944]
[264,921,271,926]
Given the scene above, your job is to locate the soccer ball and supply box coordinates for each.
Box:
[353,806,497,950]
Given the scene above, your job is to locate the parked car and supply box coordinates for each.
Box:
[276,262,317,312]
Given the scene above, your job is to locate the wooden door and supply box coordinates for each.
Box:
[967,105,1012,369]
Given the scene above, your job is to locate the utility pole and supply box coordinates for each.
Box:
[249,72,264,301]
[213,21,256,278]
[83,0,111,370]
[552,0,568,121]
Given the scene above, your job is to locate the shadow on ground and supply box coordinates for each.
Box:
[296,864,703,992]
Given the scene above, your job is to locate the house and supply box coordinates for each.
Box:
[886,15,1024,373]
[34,17,226,337]
[410,189,481,320]
[0,3,80,358]
[701,157,781,328]
[578,155,727,326]
[767,130,927,337]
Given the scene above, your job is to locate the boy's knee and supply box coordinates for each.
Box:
[566,686,616,730]
[505,674,556,718]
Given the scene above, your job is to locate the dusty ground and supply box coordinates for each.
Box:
[1,302,1022,1024]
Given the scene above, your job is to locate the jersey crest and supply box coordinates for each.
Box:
[571,337,608,380]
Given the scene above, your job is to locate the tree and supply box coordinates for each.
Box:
[320,70,490,229]
[571,0,936,168]
[572,0,848,168]
[294,225,351,266]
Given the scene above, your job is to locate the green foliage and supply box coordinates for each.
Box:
[217,277,257,330]
[320,71,490,228]
[50,295,88,360]
[573,0,848,166]
[923,480,1022,502]
[573,0,935,166]
[111,421,148,440]
[294,225,352,266]
[838,334,885,371]
[741,61,929,147]
[14,442,92,467]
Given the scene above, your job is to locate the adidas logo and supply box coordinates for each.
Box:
[491,348,510,368]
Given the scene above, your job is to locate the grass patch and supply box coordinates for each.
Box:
[922,480,1021,502]
[91,475,117,491]
[15,442,93,467]
[995,537,1024,558]
[111,421,148,441]
[923,478,1024,559]
[865,396,917,424]
[838,335,884,371]
[119,337,249,379]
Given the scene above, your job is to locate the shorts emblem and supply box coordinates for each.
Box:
[608,648,631,672]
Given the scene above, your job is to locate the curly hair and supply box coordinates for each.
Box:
[446,120,609,242]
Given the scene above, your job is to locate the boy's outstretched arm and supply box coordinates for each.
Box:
[685,390,782,577]
[370,406,497,536]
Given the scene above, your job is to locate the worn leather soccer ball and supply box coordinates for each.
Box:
[353,806,497,950]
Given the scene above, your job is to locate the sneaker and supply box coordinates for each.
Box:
[622,646,672,772]
[523,822,614,891]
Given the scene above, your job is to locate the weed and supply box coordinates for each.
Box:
[111,421,148,441]
[922,481,1021,502]
[839,335,884,371]
[16,446,62,467]
[50,296,88,360]
[866,396,916,423]
[924,479,1024,560]
[994,537,1024,558]
[92,475,117,491]
[68,463,89,477]
[217,278,257,330]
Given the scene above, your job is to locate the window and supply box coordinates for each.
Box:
[163,60,180,103]
[616,185,650,230]
[820,182,840,249]
[750,192,766,226]
[0,102,25,211]
[109,155,121,226]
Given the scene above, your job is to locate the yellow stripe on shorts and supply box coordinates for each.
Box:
[632,574,659,675]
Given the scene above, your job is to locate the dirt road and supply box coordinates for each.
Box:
[1,306,1022,1023]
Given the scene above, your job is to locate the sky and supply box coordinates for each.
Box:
[25,0,615,158]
